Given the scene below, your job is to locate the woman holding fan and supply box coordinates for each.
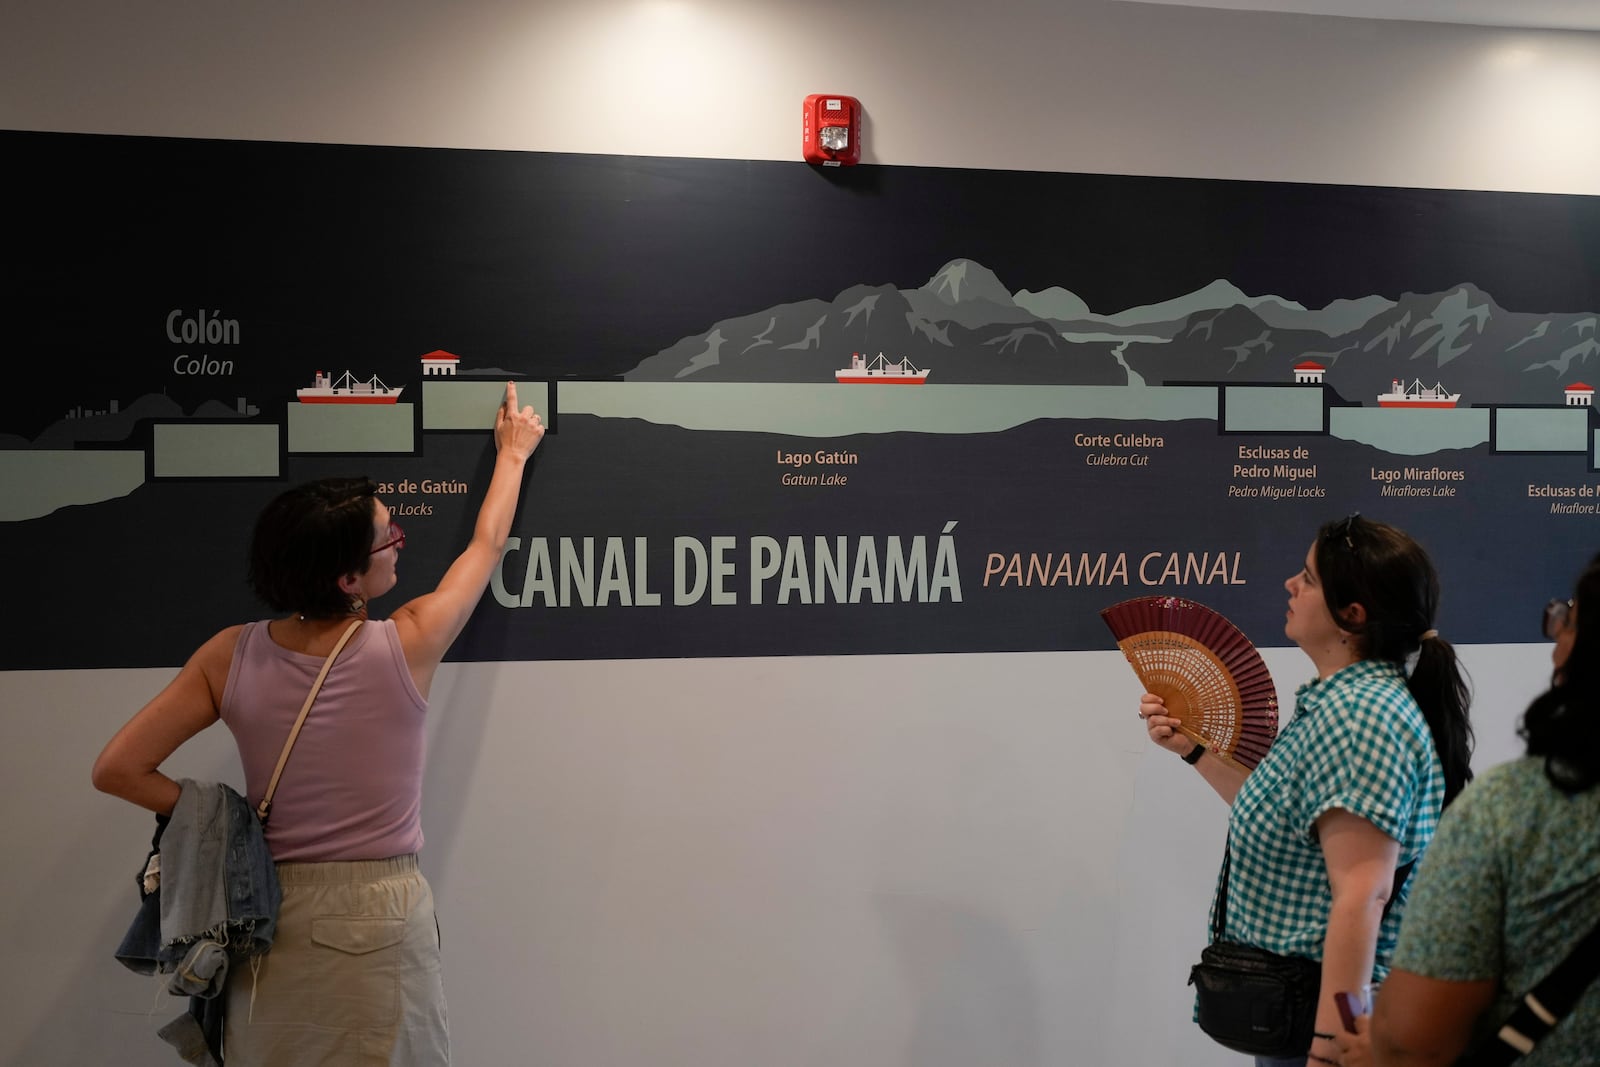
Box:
[1139,514,1474,1067]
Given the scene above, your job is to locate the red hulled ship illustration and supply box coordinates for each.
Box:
[296,370,404,404]
[835,352,930,385]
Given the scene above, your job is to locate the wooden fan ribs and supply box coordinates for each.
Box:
[1100,596,1279,770]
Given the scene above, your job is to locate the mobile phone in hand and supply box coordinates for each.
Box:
[1334,989,1370,1033]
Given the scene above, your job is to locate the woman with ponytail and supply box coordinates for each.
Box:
[1140,514,1472,1067]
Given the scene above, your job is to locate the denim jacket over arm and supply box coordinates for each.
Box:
[114,779,281,1065]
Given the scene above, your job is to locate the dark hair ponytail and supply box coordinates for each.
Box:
[1407,636,1474,806]
[1315,515,1475,806]
[1520,554,1600,794]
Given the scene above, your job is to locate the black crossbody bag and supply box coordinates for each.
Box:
[1189,847,1412,1058]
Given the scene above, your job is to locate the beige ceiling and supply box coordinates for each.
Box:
[1118,0,1600,32]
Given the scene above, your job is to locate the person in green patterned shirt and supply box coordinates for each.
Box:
[1334,553,1600,1066]
[1140,515,1475,1067]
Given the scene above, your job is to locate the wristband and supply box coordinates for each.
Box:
[1182,743,1205,765]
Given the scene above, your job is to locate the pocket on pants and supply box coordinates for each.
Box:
[288,916,405,1028]
[312,917,407,956]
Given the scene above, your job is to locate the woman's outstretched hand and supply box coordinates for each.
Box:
[495,381,545,461]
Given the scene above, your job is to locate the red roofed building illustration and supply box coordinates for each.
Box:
[1566,382,1594,408]
[419,350,460,377]
[1293,361,1325,384]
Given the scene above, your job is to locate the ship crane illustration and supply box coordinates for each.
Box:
[1376,378,1460,409]
[835,351,931,385]
[296,369,405,404]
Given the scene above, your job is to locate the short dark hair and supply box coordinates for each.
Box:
[248,477,378,618]
[1314,515,1474,806]
[1521,553,1600,793]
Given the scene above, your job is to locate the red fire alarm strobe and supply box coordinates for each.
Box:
[803,94,861,167]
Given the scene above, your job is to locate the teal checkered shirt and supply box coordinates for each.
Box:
[1212,658,1445,979]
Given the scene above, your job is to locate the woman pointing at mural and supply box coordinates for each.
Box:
[1138,515,1474,1067]
[93,382,544,1065]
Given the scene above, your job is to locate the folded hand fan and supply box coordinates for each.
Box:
[1100,595,1278,769]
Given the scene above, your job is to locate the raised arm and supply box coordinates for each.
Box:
[391,382,544,696]
[92,626,237,814]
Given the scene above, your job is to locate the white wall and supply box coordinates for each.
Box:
[1,2,1593,1065]
[6,0,1600,193]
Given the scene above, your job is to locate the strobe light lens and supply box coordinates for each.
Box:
[820,126,850,151]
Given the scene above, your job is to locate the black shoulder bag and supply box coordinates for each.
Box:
[1189,847,1413,1058]
[1189,848,1323,1057]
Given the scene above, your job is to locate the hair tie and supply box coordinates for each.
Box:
[1419,629,1439,642]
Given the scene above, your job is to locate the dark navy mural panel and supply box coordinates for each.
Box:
[4,131,1597,669]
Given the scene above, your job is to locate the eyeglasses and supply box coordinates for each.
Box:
[1543,598,1573,640]
[370,521,405,555]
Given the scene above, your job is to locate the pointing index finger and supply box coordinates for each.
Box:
[505,380,519,408]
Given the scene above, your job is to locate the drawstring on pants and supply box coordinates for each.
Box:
[248,954,263,1023]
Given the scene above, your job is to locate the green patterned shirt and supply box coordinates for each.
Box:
[1214,659,1445,978]
[1392,757,1600,1063]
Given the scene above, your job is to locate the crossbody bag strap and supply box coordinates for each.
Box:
[1212,845,1413,943]
[256,619,363,824]
[1383,860,1414,921]
[1213,846,1231,942]
[1456,917,1600,1067]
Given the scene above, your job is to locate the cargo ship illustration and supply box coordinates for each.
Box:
[296,370,404,404]
[836,352,930,385]
[1376,378,1460,408]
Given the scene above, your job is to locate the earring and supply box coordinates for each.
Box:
[348,593,367,617]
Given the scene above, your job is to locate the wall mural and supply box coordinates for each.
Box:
[4,131,1597,670]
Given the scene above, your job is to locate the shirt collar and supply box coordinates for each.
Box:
[1294,658,1405,705]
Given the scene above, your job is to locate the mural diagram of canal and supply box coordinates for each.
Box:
[608,258,1596,454]
[3,258,1597,525]
[0,350,547,523]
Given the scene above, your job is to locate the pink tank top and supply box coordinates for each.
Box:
[220,619,428,862]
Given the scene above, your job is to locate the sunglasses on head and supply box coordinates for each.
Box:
[1543,598,1573,640]
[1328,512,1361,550]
